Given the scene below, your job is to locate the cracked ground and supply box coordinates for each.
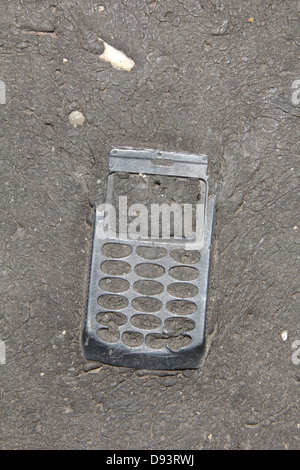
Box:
[0,0,299,450]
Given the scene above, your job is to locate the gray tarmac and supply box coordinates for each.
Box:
[0,0,299,449]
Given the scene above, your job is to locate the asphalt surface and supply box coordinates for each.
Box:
[0,0,299,450]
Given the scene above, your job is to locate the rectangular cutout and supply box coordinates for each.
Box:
[151,158,174,167]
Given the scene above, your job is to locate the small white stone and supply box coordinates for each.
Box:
[281,330,288,342]
[98,39,135,71]
[69,110,85,127]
